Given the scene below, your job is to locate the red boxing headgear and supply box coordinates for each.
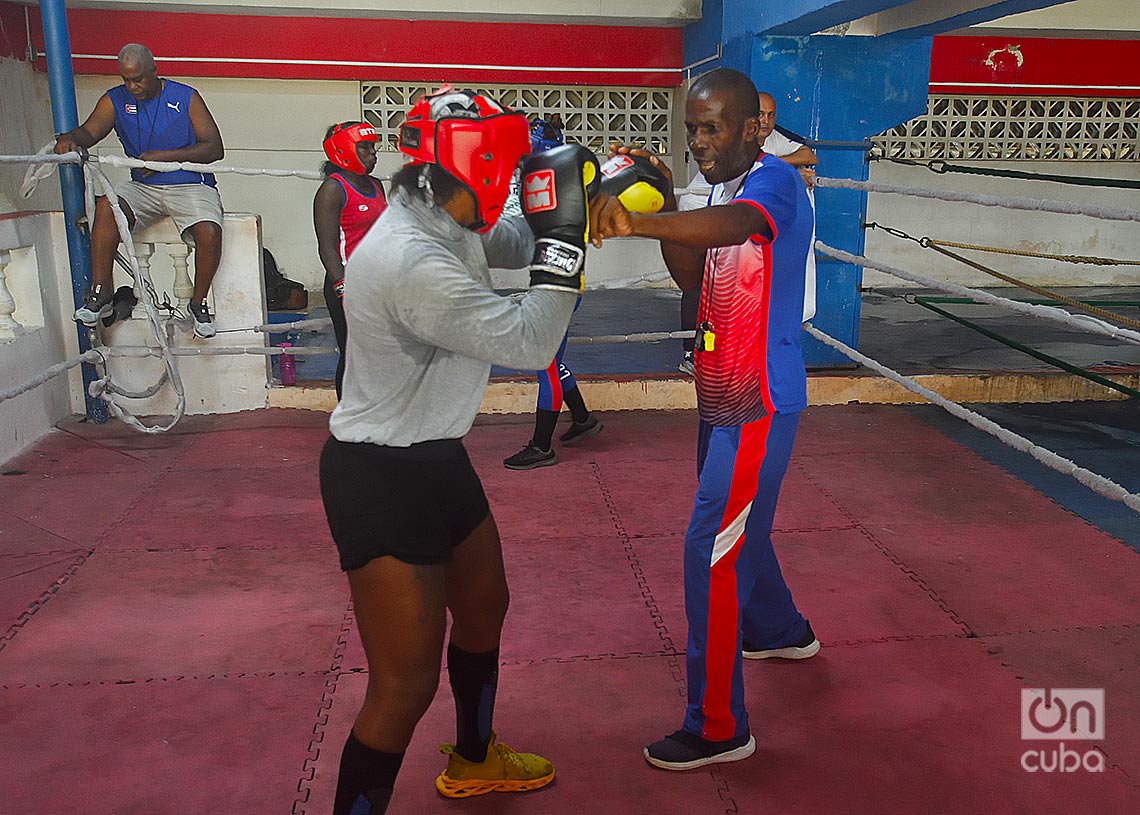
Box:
[398,87,530,232]
[323,122,378,175]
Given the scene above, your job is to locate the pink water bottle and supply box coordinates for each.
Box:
[279,343,296,386]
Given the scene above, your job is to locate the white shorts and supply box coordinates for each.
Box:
[114,181,223,245]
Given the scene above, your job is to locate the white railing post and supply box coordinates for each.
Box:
[0,249,25,341]
[169,242,193,310]
[133,242,154,300]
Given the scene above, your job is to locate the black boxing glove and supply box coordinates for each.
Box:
[598,154,671,214]
[521,144,600,293]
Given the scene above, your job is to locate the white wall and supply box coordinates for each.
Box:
[0,212,83,465]
[862,160,1140,289]
[0,57,62,215]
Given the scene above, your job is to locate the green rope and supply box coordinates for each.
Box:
[877,157,1140,190]
[912,297,1140,400]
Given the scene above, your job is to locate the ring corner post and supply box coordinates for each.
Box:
[751,33,933,367]
[38,0,106,422]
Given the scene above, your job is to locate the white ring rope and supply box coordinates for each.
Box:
[815,176,1140,224]
[0,350,101,403]
[81,159,188,433]
[103,346,338,357]
[804,323,1140,516]
[13,148,82,199]
[568,330,692,344]
[815,241,1140,347]
[13,150,341,199]
[97,153,328,181]
[0,152,82,164]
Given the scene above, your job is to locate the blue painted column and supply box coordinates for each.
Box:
[39,0,106,421]
[752,35,932,366]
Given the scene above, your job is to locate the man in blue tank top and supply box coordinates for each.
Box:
[55,43,225,338]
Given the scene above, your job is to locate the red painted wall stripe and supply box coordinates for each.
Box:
[0,1,28,60]
[930,36,1140,97]
[24,7,683,87]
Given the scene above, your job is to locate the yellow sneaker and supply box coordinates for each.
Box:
[434,733,555,798]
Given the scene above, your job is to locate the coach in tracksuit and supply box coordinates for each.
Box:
[590,67,819,771]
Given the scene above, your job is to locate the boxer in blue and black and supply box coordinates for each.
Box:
[503,118,602,470]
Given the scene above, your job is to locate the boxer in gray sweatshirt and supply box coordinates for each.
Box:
[319,87,598,815]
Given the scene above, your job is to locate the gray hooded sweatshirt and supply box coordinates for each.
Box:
[329,187,577,447]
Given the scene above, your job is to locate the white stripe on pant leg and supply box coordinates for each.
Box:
[710,501,753,567]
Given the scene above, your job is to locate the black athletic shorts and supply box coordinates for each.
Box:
[319,435,490,571]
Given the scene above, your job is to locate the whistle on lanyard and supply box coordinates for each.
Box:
[695,321,716,352]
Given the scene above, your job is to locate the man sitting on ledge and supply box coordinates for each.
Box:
[55,42,225,338]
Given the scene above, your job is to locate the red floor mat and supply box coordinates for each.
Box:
[0,547,347,683]
[1,407,1136,814]
[1,674,328,814]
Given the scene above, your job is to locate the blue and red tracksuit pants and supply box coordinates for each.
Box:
[536,330,576,411]
[682,410,807,742]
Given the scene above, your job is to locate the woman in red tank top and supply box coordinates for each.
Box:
[314,121,387,397]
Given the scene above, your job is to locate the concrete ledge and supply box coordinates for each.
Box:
[807,370,1139,405]
[267,369,1139,414]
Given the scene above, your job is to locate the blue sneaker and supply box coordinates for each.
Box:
[742,619,820,660]
[644,729,755,771]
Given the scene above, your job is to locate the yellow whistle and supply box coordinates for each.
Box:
[703,331,716,352]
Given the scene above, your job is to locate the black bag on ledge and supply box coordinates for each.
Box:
[263,248,308,311]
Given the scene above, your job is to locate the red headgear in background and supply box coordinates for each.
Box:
[398,87,530,232]
[323,122,378,175]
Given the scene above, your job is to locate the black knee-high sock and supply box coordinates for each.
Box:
[448,642,500,763]
[563,387,590,424]
[531,409,560,452]
[332,731,404,815]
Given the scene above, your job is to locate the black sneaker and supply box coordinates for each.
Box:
[644,729,755,771]
[74,287,113,327]
[559,414,603,446]
[503,443,557,471]
[103,286,138,327]
[742,619,820,660]
[188,299,216,339]
[677,351,695,377]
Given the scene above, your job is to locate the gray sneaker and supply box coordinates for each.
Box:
[74,288,113,327]
[677,351,695,377]
[559,414,603,446]
[188,299,216,339]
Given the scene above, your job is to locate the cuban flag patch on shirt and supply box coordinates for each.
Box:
[124,103,137,115]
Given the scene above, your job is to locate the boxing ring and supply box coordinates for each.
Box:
[1,148,1139,813]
